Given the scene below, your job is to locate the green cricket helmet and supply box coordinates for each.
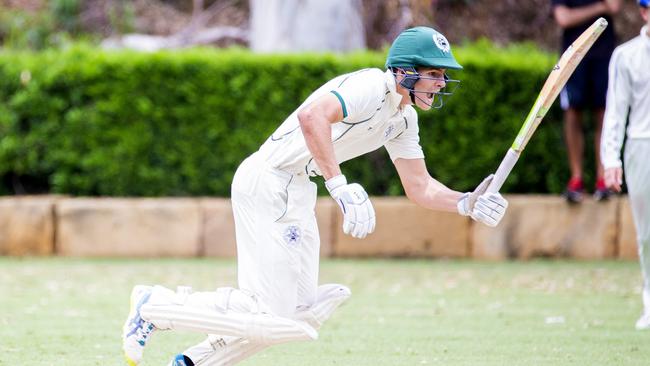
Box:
[386,27,462,109]
[385,26,462,70]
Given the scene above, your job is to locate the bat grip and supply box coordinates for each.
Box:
[486,148,521,193]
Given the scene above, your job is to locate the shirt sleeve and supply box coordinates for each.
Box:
[384,107,425,161]
[550,0,567,7]
[330,69,385,123]
[601,47,632,169]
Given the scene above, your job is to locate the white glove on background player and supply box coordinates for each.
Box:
[326,175,375,238]
[457,174,509,227]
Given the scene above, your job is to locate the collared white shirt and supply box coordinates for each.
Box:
[258,68,424,176]
[601,25,650,168]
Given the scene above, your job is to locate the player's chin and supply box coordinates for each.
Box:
[415,98,433,110]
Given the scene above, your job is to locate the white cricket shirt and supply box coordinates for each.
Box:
[257,68,424,176]
[601,25,650,169]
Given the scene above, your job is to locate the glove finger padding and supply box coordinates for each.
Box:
[366,199,376,234]
[330,181,375,238]
[471,193,508,227]
[342,212,354,235]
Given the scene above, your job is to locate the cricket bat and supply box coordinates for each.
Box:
[486,17,608,193]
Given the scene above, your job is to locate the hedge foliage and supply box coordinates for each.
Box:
[0,43,599,196]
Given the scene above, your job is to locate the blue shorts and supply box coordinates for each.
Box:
[559,56,609,110]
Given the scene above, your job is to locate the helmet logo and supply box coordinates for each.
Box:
[433,34,450,53]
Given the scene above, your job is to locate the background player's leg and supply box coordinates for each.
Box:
[624,140,650,329]
[564,108,584,187]
[592,54,610,200]
[561,64,587,203]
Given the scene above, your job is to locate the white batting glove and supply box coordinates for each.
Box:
[471,192,508,227]
[326,175,376,238]
[457,174,509,227]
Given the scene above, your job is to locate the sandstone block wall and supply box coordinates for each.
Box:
[56,198,202,257]
[0,195,640,259]
[333,197,469,258]
[471,195,618,260]
[0,196,58,256]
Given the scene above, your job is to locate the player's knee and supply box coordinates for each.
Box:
[317,284,351,301]
[294,284,351,329]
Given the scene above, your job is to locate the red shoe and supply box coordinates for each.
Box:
[563,177,584,204]
[594,178,611,201]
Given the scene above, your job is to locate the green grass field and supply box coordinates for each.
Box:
[1,258,649,366]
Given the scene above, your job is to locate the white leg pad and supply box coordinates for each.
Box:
[295,284,351,330]
[192,336,265,366]
[189,284,351,366]
[140,286,317,345]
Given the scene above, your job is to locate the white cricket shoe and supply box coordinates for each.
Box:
[635,312,650,330]
[122,285,156,365]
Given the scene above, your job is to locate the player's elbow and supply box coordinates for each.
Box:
[298,107,317,132]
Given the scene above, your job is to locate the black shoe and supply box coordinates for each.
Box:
[593,187,611,201]
[563,188,583,204]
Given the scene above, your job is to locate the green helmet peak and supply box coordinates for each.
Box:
[385,26,462,70]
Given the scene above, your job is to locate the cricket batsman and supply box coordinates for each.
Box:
[122,26,509,366]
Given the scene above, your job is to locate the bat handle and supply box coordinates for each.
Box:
[486,148,521,193]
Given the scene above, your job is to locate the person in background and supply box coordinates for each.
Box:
[601,0,650,329]
[551,0,621,203]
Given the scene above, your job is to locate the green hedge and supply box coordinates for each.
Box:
[0,43,598,196]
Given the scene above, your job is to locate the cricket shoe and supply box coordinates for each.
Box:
[593,178,611,201]
[122,285,156,365]
[635,312,650,330]
[168,354,193,366]
[563,177,584,204]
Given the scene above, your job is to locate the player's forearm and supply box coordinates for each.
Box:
[553,3,608,28]
[298,112,341,180]
[407,176,463,213]
[601,117,626,168]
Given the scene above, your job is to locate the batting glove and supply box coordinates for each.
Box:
[457,174,509,227]
[471,192,508,227]
[326,175,376,238]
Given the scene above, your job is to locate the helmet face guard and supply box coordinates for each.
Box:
[391,66,460,109]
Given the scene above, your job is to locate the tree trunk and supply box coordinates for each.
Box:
[249,0,366,53]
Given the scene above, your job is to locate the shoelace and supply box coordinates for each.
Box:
[134,322,155,346]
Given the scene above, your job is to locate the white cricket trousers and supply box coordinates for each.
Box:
[624,139,650,311]
[231,151,320,318]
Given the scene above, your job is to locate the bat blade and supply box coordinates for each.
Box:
[486,17,608,193]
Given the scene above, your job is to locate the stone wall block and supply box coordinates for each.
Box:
[472,195,618,259]
[333,197,469,257]
[56,198,201,257]
[315,198,336,258]
[0,196,58,255]
[200,198,237,257]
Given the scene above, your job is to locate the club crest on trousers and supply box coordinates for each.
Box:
[283,225,302,246]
